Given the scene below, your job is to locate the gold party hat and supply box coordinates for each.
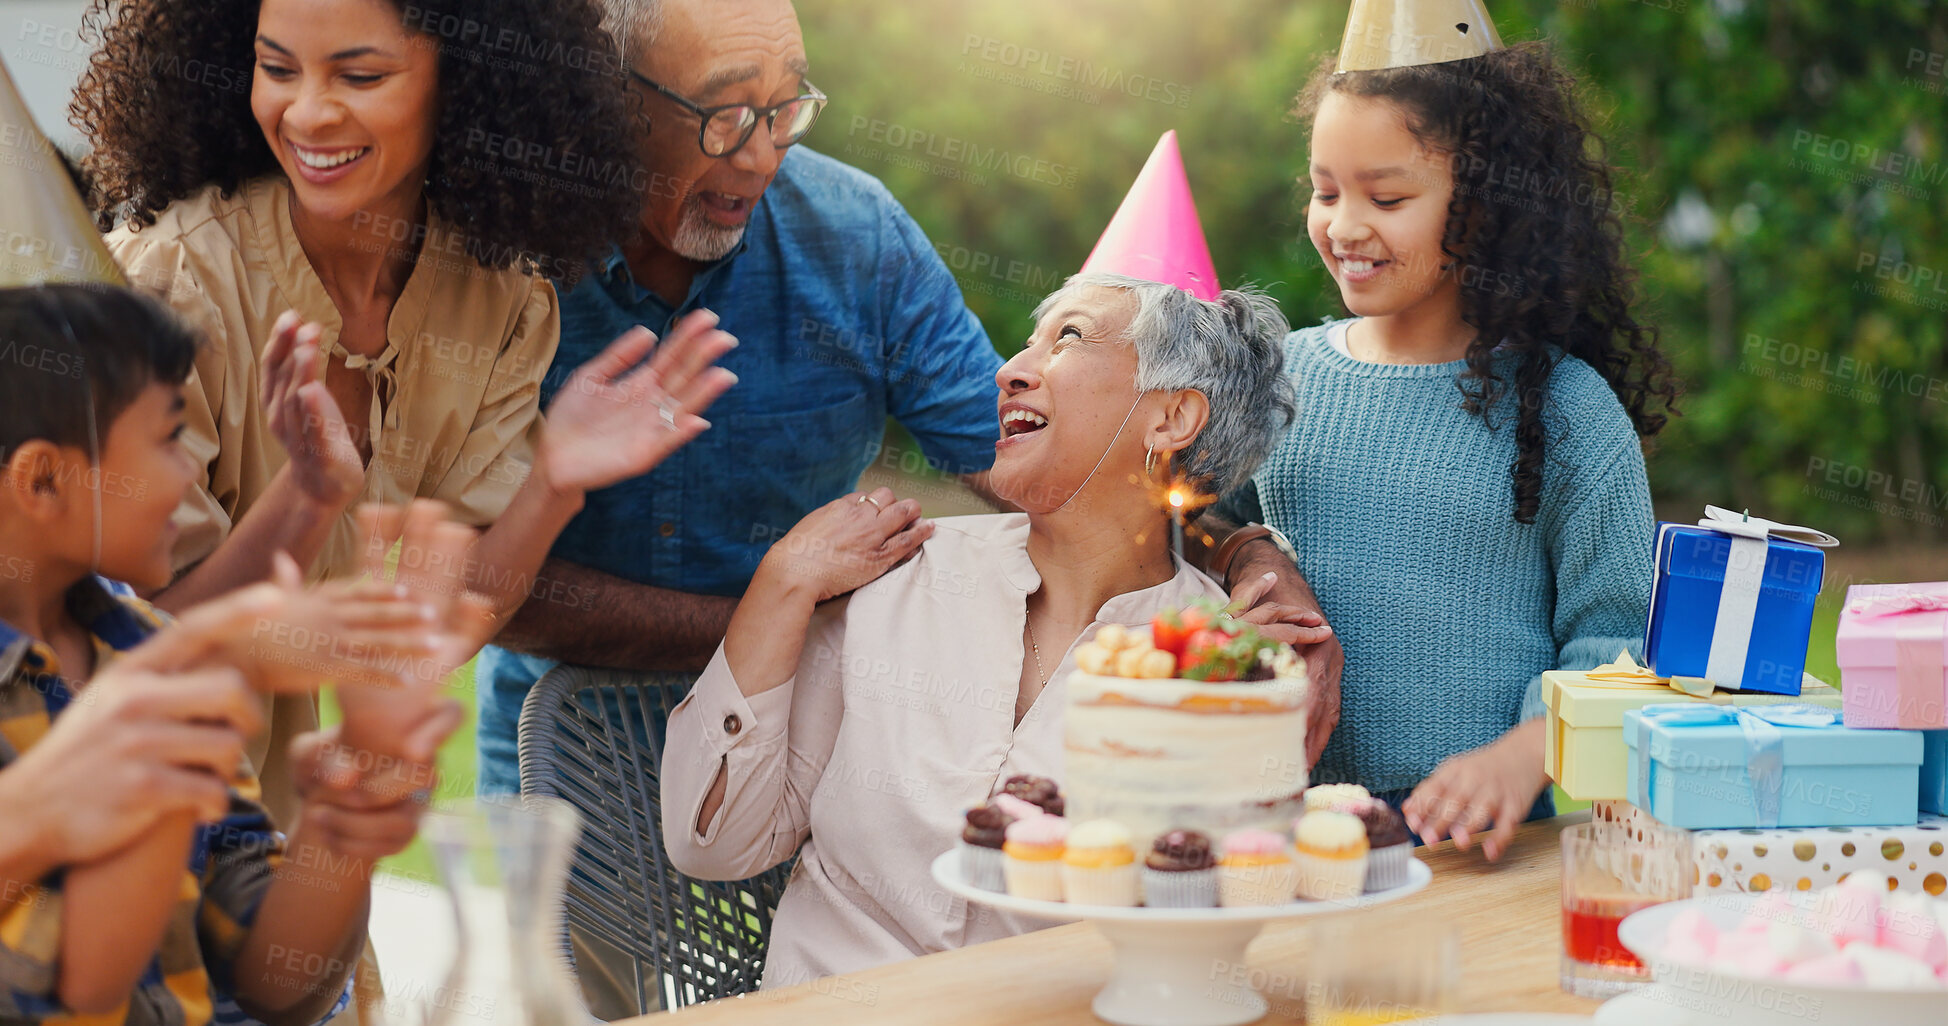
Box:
[0,56,124,285]
[1337,0,1504,73]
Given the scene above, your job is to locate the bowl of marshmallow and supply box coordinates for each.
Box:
[1616,872,1946,1026]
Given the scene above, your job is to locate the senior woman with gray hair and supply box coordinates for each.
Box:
[660,272,1298,986]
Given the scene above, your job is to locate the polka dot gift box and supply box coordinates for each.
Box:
[1594,800,1948,897]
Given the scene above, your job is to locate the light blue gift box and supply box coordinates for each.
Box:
[1924,730,1948,815]
[1623,703,1923,829]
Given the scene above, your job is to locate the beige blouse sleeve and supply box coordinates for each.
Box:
[111,227,250,572]
[425,274,559,526]
[660,598,851,882]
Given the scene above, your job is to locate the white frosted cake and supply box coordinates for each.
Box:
[1063,616,1308,852]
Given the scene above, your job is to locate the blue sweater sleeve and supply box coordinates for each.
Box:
[875,205,1004,477]
[1519,434,1656,721]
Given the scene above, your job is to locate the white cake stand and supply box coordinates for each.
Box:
[931,852,1431,1026]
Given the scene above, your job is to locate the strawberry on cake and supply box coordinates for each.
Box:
[1064,600,1310,854]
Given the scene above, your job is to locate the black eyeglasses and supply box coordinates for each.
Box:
[629,71,827,158]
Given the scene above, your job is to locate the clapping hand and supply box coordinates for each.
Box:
[207,551,444,694]
[288,724,445,858]
[536,309,738,496]
[261,311,364,509]
[353,500,500,679]
[321,501,485,801]
[0,582,348,868]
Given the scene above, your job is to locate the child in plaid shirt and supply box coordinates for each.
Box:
[0,284,478,1026]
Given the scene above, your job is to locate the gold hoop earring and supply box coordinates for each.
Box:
[1145,446,1157,477]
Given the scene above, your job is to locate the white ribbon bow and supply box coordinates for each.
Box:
[1692,507,1836,689]
[1698,505,1839,548]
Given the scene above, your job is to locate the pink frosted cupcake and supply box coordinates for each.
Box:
[1002,815,1069,901]
[1217,829,1300,907]
[991,793,1046,822]
[1302,783,1372,815]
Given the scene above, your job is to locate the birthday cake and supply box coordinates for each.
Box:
[1063,602,1309,853]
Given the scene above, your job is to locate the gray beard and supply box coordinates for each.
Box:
[670,193,746,261]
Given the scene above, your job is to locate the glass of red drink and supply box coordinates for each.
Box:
[1559,819,1692,998]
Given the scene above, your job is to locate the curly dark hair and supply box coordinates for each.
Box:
[71,0,644,279]
[1296,43,1680,524]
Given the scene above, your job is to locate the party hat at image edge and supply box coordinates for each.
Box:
[0,56,125,286]
[1337,0,1504,73]
[1078,130,1219,300]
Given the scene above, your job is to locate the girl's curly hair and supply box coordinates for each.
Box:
[1296,43,1680,524]
[71,0,643,280]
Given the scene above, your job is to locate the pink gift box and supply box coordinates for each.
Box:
[1836,583,1948,729]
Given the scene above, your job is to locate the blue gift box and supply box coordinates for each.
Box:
[1644,518,1828,695]
[1623,704,1923,829]
[1924,730,1948,815]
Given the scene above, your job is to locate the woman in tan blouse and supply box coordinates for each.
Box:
[74,0,736,828]
[661,273,1318,986]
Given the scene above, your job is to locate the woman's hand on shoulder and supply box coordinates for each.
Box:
[756,487,934,604]
[1226,571,1335,647]
[261,311,365,509]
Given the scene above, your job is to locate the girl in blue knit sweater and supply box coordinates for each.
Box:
[1218,41,1679,859]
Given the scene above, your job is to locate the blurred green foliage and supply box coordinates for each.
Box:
[800,0,1947,542]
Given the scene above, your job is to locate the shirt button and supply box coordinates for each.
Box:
[660,522,677,537]
[723,714,742,736]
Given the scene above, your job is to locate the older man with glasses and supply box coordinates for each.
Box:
[471,0,1006,1008]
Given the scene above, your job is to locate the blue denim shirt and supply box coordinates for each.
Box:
[532,147,1003,593]
[475,147,1003,788]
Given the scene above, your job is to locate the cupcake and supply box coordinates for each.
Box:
[1294,810,1369,903]
[1217,829,1300,907]
[1352,799,1414,892]
[1061,820,1139,906]
[958,805,1010,891]
[1002,815,1069,901]
[990,793,1045,822]
[1302,783,1372,814]
[1141,829,1218,908]
[1002,774,1066,817]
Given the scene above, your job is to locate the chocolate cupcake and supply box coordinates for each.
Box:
[1002,774,1066,817]
[1141,829,1218,907]
[1354,800,1414,892]
[958,805,1010,891]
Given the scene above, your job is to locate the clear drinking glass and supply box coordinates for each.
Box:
[1304,915,1461,1025]
[1559,819,1692,998]
[401,796,592,1026]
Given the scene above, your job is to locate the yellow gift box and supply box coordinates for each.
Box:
[1542,653,1841,801]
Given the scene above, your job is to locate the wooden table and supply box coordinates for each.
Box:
[647,813,1603,1024]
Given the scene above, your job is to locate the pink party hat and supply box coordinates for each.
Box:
[1079,131,1219,300]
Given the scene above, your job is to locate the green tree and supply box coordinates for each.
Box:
[800,0,1947,542]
